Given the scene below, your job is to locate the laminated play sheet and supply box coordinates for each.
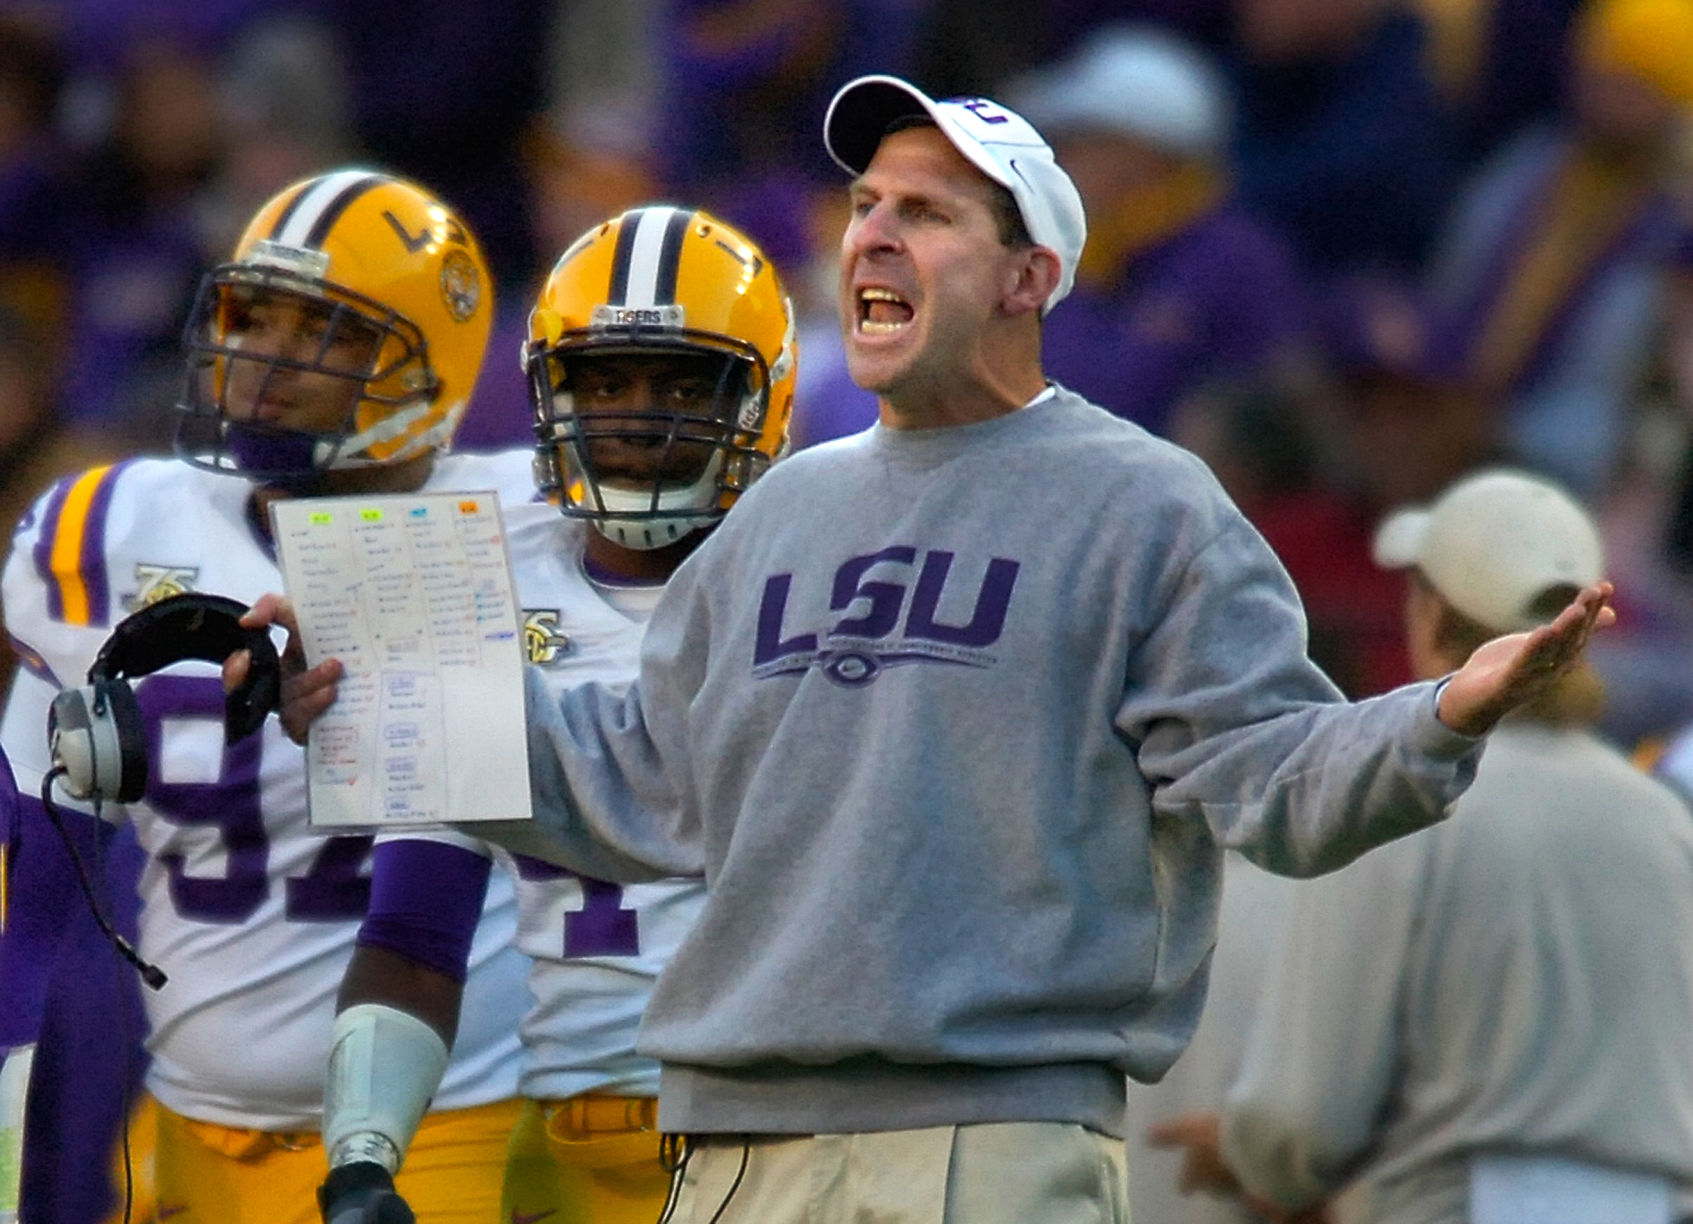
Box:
[272,491,531,829]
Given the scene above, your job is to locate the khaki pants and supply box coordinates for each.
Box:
[666,1122,1129,1224]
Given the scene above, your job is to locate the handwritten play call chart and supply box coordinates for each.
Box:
[272,492,532,829]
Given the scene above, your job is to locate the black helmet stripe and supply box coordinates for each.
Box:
[606,210,642,304]
[606,206,695,307]
[652,208,692,305]
[267,169,390,250]
[268,181,314,239]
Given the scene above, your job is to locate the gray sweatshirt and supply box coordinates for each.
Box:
[1223,722,1693,1223]
[498,388,1481,1138]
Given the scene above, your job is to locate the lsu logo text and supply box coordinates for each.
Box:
[754,547,1020,686]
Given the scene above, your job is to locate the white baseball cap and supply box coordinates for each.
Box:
[1372,469,1604,632]
[1009,24,1231,159]
[823,74,1088,314]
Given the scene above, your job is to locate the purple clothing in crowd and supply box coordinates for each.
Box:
[656,0,924,199]
[1428,126,1684,492]
[1228,11,1463,276]
[318,0,551,287]
[456,297,537,453]
[55,212,206,430]
[1042,202,1310,436]
[1673,218,1693,271]
[53,0,280,69]
[1456,0,1579,163]
[0,784,148,1224]
[789,322,878,451]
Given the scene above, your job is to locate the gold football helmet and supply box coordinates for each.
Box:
[176,168,493,482]
[526,205,795,549]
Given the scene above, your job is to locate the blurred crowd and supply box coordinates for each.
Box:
[5,1,1693,1220]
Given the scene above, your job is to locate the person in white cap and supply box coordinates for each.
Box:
[1152,468,1693,1224]
[1006,24,1312,440]
[256,82,1614,1223]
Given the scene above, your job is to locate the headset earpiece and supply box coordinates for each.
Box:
[97,678,149,803]
[47,593,281,804]
[49,678,149,804]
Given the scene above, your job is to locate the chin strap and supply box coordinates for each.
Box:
[335,399,453,468]
[585,451,728,551]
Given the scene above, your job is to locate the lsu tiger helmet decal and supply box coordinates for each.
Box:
[526,205,796,549]
[175,168,493,484]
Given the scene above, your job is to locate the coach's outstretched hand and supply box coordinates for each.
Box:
[224,594,341,746]
[1436,581,1614,737]
[318,1161,414,1224]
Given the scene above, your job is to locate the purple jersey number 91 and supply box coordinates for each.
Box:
[512,852,640,957]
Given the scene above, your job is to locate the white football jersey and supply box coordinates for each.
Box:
[384,502,706,1101]
[0,451,536,1129]
[1656,725,1693,798]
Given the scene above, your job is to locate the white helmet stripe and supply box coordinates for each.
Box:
[273,169,383,249]
[621,206,683,308]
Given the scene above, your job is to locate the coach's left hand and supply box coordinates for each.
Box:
[1436,581,1614,737]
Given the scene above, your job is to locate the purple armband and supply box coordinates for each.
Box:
[357,841,491,983]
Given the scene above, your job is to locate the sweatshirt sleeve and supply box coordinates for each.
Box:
[1220,835,1427,1207]
[1115,513,1480,877]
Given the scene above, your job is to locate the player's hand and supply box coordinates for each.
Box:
[1146,1111,1237,1197]
[224,593,342,746]
[1436,581,1615,737]
[1147,1112,1335,1224]
[318,1161,415,1224]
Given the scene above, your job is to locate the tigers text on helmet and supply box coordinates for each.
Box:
[176,169,493,484]
[526,205,796,550]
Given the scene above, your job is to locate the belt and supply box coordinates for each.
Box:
[542,1092,659,1135]
[179,1116,319,1160]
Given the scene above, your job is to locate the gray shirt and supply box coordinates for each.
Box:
[496,388,1481,1137]
[1223,722,1693,1222]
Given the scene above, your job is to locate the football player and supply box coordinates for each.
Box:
[0,170,532,1222]
[311,206,795,1224]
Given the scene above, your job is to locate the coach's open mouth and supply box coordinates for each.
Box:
[858,287,914,334]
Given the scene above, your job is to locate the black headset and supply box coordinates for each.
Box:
[48,592,282,804]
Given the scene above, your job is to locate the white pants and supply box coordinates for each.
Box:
[665,1122,1130,1224]
[1470,1155,1674,1224]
